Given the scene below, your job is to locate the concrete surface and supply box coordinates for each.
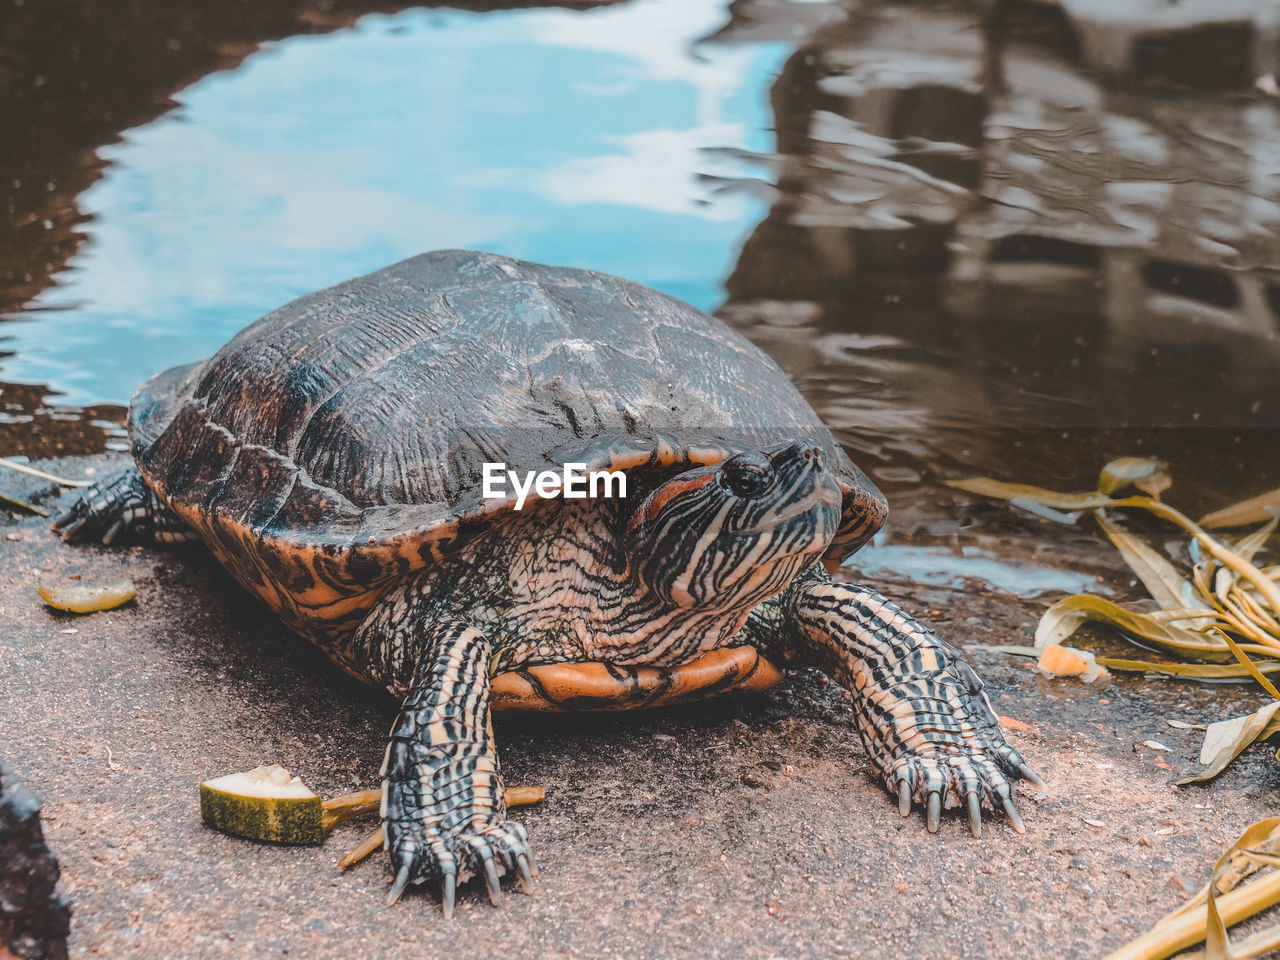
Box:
[1,455,1275,959]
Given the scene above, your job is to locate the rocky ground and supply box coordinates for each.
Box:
[0,759,71,960]
[1,455,1276,959]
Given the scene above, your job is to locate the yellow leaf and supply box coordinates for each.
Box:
[1035,595,1238,660]
[1202,488,1280,529]
[1177,701,1280,785]
[1096,514,1190,612]
[946,477,1117,511]
[1099,659,1280,680]
[1098,457,1170,497]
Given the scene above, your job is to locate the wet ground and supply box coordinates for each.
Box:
[3,456,1279,958]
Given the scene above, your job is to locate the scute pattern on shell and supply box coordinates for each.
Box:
[130,250,883,642]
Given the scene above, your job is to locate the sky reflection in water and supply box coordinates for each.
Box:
[7,0,785,406]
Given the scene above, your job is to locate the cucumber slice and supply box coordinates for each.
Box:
[199,764,324,845]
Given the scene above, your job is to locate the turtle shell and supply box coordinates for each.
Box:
[131,250,886,646]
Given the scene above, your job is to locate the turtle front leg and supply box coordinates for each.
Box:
[51,467,195,545]
[786,566,1040,837]
[366,614,534,916]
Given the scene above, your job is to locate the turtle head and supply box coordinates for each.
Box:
[625,440,843,609]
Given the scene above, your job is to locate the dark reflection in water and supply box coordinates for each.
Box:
[720,0,1280,511]
[2,0,1278,519]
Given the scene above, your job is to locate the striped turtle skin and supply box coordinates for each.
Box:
[53,250,1038,916]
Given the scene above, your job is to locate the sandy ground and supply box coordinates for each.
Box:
[1,455,1275,959]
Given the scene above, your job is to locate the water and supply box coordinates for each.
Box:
[849,534,1110,598]
[2,0,1279,518]
[3,0,784,404]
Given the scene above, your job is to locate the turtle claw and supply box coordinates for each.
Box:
[1002,796,1026,835]
[479,847,503,906]
[887,744,1035,837]
[53,514,88,542]
[1018,763,1045,789]
[897,778,912,817]
[925,791,941,833]
[442,870,457,920]
[966,791,983,839]
[384,821,529,914]
[387,863,413,907]
[515,853,534,894]
[103,517,126,546]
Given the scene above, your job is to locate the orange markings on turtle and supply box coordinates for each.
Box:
[625,471,718,536]
[490,645,783,712]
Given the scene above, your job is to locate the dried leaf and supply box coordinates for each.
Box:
[1168,818,1280,921]
[967,644,1040,657]
[0,458,91,487]
[1111,819,1280,960]
[1177,701,1280,785]
[1009,499,1085,525]
[959,466,1280,786]
[1096,514,1189,612]
[1131,498,1280,621]
[0,492,49,517]
[945,477,1117,511]
[1099,658,1280,680]
[1210,629,1280,700]
[1035,595,1237,660]
[1234,518,1278,565]
[1214,820,1280,895]
[1204,881,1229,960]
[1215,566,1235,606]
[1098,457,1170,497]
[1202,488,1280,529]
[1182,924,1280,960]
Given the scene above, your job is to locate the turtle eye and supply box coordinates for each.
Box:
[721,457,772,497]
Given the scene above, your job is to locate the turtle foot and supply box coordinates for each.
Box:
[334,785,544,872]
[879,656,1041,838]
[786,572,1040,838]
[873,666,1039,838]
[381,741,533,917]
[385,817,533,917]
[51,468,193,545]
[887,744,1038,839]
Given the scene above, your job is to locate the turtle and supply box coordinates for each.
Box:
[53,249,1039,916]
